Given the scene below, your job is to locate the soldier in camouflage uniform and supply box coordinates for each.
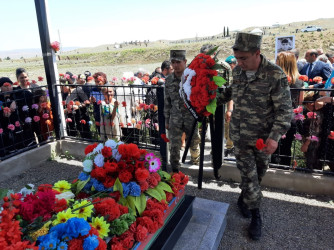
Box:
[220,32,292,240]
[164,50,200,172]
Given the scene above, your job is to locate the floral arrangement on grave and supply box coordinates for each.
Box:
[50,41,60,53]
[0,139,188,249]
[181,47,227,119]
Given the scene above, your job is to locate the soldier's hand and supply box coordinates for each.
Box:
[225,111,232,122]
[263,138,278,155]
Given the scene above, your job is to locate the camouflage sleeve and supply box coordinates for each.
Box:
[164,86,171,123]
[268,73,292,142]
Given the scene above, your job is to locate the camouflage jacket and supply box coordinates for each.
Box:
[220,55,292,144]
[164,73,192,125]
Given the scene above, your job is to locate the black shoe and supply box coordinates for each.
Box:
[248,209,262,240]
[237,195,252,218]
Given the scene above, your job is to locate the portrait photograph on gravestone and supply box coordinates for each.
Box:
[275,35,295,59]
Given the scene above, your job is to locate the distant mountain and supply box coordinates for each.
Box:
[0,47,80,59]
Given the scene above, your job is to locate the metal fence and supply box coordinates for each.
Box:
[2,83,334,175]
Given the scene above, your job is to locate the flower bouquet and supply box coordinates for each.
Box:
[180,48,227,120]
[0,139,189,249]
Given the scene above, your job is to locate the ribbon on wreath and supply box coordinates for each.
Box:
[179,86,202,122]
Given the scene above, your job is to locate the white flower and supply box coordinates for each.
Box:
[94,153,105,167]
[105,139,118,149]
[19,184,35,197]
[83,159,93,172]
[56,191,75,201]
[93,143,104,154]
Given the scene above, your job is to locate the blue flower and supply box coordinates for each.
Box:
[64,218,90,239]
[94,153,104,167]
[57,241,68,250]
[83,179,93,191]
[91,178,106,192]
[93,143,104,154]
[122,182,130,198]
[88,121,93,125]
[112,149,122,162]
[83,159,93,172]
[83,235,99,250]
[128,182,141,197]
[105,139,118,149]
[78,172,89,181]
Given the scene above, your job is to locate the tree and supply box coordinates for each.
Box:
[5,56,10,60]
[227,27,229,37]
[223,26,226,37]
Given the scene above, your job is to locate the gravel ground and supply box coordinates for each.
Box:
[1,158,333,250]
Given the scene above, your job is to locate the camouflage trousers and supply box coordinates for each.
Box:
[168,119,200,171]
[235,144,269,209]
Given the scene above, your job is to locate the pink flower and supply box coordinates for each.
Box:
[64,74,70,80]
[307,112,317,119]
[294,114,305,121]
[97,100,102,105]
[293,106,303,114]
[33,116,41,122]
[112,77,118,82]
[15,121,20,127]
[294,134,302,140]
[0,128,3,134]
[154,123,159,131]
[42,113,50,119]
[66,118,72,123]
[8,124,15,131]
[139,103,145,109]
[308,135,319,142]
[145,119,151,124]
[281,134,286,139]
[137,121,142,125]
[72,75,78,79]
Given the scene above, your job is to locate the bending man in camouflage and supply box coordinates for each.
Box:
[220,32,292,240]
[164,50,200,172]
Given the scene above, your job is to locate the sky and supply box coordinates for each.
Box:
[0,0,333,51]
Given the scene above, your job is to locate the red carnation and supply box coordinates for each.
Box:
[119,170,133,183]
[134,224,149,242]
[101,146,112,158]
[80,119,86,124]
[255,138,267,150]
[161,133,170,142]
[135,168,150,183]
[84,143,98,155]
[122,101,127,107]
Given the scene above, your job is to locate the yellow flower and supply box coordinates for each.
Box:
[90,216,110,238]
[30,221,51,241]
[72,200,94,220]
[53,180,71,193]
[53,208,75,225]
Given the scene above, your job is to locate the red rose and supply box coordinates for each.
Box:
[255,138,267,150]
[101,146,112,158]
[80,119,86,124]
[122,101,127,107]
[139,181,149,192]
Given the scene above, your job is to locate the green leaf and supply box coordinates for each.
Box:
[213,76,227,87]
[206,98,217,115]
[134,194,147,216]
[113,178,124,198]
[145,188,162,201]
[206,46,219,56]
[155,186,166,200]
[118,197,128,206]
[0,188,9,200]
[157,182,173,193]
[75,177,90,195]
[25,184,33,189]
[126,196,137,216]
[158,170,171,182]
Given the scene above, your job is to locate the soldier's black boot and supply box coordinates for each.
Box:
[248,208,262,240]
[237,193,251,218]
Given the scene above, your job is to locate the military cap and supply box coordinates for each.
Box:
[232,32,262,51]
[170,50,186,61]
